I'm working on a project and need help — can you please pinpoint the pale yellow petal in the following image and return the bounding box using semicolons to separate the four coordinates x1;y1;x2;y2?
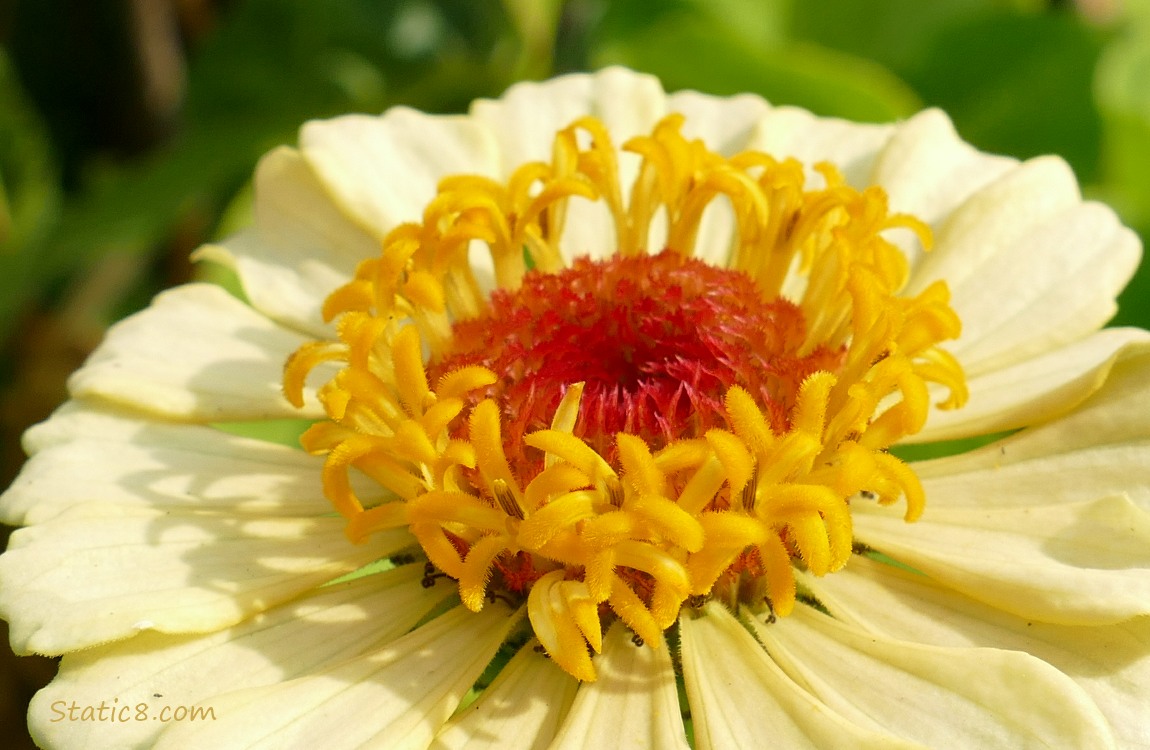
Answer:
745;105;895;188
853;495;1150;624
431;643;577;750
301;108;501;237
0;505;407;654
202;145;382;337
751;604;1115;748
802;556;1150;750
548;622;689;750
906;156;1081;298
869;108;1016;266
0;402;384;526
949;202;1139;375
67;284;335;422
914;349;1150;511
152;604;522;750
914;328;1150;443
29;565;451;750
680;602;919;749
471;67;666;262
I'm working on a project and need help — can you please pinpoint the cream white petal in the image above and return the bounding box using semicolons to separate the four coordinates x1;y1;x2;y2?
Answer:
470;67;666;174
431;642;577;750
666;90;771;155
548;622;689;750
948;202;1139;375
751;604;1115;748
801;556;1150;750
67;283;333;422
300;108;501;238
905;155;1139;374
471;67;666;262
0;504;407;654
906;155;1080;297
915;328;1150;443
200;145;381;337
744;105;896;188
0;402;385;526
920;441;1150;513
29;565;451;750
680;602;919;749
916;349;1150;510
869;108;1015;266
852;495;1150;625
152;604;523;750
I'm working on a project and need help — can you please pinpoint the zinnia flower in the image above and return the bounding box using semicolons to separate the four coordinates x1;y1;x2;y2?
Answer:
3;67;1149;749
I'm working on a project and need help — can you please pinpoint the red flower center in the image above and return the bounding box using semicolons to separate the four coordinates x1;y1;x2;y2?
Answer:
428;250;843;477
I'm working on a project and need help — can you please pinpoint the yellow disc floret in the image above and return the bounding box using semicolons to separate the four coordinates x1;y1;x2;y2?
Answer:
283;114;967;681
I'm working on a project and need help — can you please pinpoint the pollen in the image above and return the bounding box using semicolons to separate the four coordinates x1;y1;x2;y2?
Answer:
283;113;967;681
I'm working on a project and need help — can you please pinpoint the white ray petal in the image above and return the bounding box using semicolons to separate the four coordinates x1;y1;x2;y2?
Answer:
914;328;1150;443
801;556;1150;750
948;202;1139;375
744;105;895;188
29;565;451;750
751;604;1115;748
906;155;1081;297
667;89;771;156
300;108;501;238
200;146;381;337
680;602;919;749
67;284;334;422
914;349;1150;510
431;642;577;750
152;604;523;750
471;67;666;263
853;495;1150;624
548;622;689;750
869;108;1015;268
0;505;409;654
0;402;388;526
906;154;1137;375
471;67;666;176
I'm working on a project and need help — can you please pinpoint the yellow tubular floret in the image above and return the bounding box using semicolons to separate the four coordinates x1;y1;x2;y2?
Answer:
285;111;968;681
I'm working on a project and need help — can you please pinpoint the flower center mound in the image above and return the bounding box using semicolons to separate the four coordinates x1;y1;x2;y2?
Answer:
283;114;968;681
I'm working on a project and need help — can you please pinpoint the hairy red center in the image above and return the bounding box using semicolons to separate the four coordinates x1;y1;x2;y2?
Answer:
427;250;843;474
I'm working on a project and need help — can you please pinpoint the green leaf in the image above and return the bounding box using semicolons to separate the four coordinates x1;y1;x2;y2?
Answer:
0;50;62;345
593;12;921;122
905;11;1106;182
1095;9;1150;328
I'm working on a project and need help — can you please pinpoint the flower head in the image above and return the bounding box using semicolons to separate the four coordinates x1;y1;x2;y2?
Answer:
2;68;1149;749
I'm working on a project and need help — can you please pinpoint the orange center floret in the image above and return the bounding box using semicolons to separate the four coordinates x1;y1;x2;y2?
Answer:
283;112;969;681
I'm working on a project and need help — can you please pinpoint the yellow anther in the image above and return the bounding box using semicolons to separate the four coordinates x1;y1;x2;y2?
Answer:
704;428;755;499
516;490;597;549
550;382;585;436
724;386;776;454
392;325;433;416
471;399;524;504
283;341;347;408
524;430;616;483
616;433;667;497
435;365;498;400
528;571;598;682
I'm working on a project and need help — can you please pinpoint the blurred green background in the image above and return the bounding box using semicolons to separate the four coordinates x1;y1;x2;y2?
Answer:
1;0;1148;746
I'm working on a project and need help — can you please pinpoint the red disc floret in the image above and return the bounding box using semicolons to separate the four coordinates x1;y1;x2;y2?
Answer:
428;250;842;478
